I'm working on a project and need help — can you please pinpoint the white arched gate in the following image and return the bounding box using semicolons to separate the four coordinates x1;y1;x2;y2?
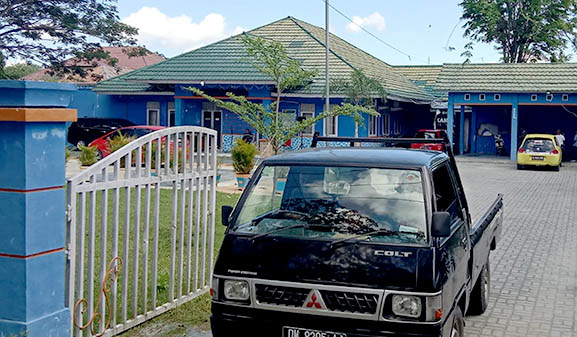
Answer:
66;127;218;337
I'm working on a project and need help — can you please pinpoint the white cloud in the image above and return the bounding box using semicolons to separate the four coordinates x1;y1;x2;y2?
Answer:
123;7;245;55
346;12;386;33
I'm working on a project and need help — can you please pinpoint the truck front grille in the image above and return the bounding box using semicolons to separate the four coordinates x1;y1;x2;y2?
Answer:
320;290;379;314
255;284;310;307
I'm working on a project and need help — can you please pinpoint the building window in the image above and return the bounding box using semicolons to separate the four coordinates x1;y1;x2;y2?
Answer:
393;118;402;136
369;114;379;136
494;94;501;101
562;94;569;101
300;104;315;135
546;94;553;101
281;109;296;128
479;94;486;101
168;102;175;126
147;102;160;126
382;113;391;136
324;104;338;136
531;94;538;101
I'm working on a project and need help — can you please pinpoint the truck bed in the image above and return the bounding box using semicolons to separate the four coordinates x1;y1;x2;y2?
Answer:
468;190;503;289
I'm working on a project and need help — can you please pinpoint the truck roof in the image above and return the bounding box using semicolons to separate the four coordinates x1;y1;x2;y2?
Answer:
263;147;449;168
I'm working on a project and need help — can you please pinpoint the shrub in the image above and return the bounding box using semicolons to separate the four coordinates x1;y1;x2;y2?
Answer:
78;145;99;166
107;132;135;154
231;139;257;174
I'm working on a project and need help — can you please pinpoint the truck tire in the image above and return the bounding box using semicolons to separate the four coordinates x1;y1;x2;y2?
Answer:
450;306;465;337
516;164;523;170
468;261;490;315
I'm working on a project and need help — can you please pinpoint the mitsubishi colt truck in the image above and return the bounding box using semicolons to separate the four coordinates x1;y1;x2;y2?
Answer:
211;136;503;337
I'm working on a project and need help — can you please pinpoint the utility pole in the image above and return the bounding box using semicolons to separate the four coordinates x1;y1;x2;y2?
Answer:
325;0;330;115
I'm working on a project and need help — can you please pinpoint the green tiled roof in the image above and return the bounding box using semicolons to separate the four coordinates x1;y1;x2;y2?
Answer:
436;63;577;93
95;17;433;101
393;65;445;98
92;72;154;93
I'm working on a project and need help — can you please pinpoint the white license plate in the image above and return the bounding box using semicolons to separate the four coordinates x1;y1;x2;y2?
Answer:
531;156;545;160
283;327;347;337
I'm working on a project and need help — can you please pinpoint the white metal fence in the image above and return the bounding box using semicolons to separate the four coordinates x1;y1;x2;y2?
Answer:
66;126;218;337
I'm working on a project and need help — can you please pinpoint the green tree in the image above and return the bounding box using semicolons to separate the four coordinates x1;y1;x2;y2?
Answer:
460;0;577;63
331;69;387;137
1;62;41;79
188;35;379;155
0;0;141;77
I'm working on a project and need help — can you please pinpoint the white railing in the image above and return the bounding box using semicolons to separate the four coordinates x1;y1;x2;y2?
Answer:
66;127;218;337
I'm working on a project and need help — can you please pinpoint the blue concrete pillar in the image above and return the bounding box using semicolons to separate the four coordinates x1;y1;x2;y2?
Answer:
459;105;465;155
447;95;455;148
470;107;477;154
175;97;184;126
510;96;519;160
0;81;77;337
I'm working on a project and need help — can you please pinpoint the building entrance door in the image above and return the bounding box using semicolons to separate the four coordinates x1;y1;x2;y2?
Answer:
203;110;222;148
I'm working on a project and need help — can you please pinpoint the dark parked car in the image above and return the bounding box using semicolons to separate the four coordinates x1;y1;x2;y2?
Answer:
68;117;135;148
213;136;503;337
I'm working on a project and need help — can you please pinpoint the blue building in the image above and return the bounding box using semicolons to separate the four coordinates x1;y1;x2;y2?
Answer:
435;63;577;160
93;17;437;152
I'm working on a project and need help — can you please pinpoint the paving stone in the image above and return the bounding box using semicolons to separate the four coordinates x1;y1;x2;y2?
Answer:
459;160;577;337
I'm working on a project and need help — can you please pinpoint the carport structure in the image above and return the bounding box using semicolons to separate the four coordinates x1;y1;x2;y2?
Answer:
436;63;577;160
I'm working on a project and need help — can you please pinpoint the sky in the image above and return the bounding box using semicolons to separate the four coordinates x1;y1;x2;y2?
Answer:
116;0;503;66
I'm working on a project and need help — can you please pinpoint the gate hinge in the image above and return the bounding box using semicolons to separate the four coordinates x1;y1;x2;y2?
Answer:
66;204;72;222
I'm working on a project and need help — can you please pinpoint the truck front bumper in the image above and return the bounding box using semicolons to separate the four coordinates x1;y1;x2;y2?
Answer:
211;302;448;337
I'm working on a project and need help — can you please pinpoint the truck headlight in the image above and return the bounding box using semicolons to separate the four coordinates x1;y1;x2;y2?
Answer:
223;280;250;301
392;295;422;318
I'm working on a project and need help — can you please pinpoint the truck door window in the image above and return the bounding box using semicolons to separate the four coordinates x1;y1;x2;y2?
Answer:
234;166;288;226
432;164;463;223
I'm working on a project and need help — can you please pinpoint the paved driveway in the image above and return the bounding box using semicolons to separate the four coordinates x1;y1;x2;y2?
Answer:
458;158;577;337
188;158;577;337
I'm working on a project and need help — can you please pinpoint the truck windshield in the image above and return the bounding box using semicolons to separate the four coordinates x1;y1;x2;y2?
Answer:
231;165;427;244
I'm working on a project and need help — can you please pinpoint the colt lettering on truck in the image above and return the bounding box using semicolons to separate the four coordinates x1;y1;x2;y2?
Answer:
212;136;503;337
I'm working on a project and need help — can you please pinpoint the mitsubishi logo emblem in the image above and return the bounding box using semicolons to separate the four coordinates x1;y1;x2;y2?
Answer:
303;290;326;310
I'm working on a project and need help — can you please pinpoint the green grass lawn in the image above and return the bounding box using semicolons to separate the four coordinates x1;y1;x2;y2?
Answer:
73;187;239;337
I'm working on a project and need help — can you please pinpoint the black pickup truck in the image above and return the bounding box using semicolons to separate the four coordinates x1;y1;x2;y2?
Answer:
212;136;503;337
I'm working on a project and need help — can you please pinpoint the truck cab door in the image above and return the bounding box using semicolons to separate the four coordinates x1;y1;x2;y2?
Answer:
432;163;470;310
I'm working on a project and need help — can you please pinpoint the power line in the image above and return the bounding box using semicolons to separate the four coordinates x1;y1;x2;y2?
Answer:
322;0;427;63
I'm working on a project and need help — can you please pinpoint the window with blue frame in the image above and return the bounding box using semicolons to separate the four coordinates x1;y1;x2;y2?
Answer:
300;104;315;136
147;101;160;126
324;104;338;136
369;114;379;136
382;112;391;136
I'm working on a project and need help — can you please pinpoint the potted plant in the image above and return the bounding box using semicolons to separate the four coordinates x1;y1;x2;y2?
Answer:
231;139;257;189
78;145;99;166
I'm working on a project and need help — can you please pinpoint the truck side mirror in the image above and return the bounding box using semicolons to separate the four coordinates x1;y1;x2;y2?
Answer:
222;205;233;227
431;212;451;237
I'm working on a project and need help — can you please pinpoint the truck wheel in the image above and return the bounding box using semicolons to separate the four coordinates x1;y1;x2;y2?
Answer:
516;164;523;170
468;261;490;315
450;306;465;337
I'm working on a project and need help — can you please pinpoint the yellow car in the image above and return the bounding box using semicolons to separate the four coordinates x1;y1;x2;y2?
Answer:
517;134;562;171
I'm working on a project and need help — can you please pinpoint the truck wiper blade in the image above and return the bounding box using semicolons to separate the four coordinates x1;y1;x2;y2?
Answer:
251;223;332;242
330;229;425;248
251;209;308;227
